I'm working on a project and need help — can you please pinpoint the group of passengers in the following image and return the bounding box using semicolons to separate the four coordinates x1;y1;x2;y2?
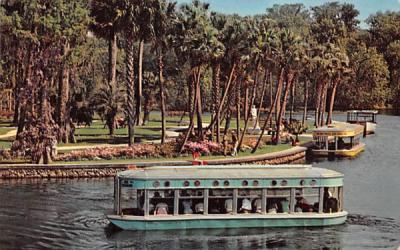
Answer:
142;188;338;216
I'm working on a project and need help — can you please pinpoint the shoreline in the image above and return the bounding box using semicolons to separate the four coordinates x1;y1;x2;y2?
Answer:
0;142;311;179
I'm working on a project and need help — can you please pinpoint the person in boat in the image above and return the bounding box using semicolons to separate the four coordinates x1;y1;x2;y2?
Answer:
295;197;313;212
225;199;233;213
209;199;222;213
280;198;290;213
337;137;345;149
182;200;193;214
240;198;252;213
268;201;278;214
154;203;169;215
252;199;262;213
323;189;338;213
195;202;204;214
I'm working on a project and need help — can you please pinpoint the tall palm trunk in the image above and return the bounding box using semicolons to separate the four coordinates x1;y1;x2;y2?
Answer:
108;30;118;88
236;81;241;141
244;87;249;121
179;72;198;153
326;76;340;125
207;62;236;131
289;77;296;121
158;51;167;144
238;61;261;150
275;70;295;144
252;68;284;153
57;41;70;143
212;63;221;142
195;66;203;140
126;36;136;146
319;82;329;126
269;72;274;128
136;39;144;125
314;80;323;127
302;79;309;126
255;70;268;129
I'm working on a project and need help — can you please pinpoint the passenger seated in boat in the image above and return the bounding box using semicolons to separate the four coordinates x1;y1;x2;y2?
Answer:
195;202;204;214
280;198;289;213
268;202;278;214
225;199;233;213
325;197;338;213
337;138;345;149
182;200;193;214
240;198;252;213
154;203;169;215
209;199;222;214
295;197;313;212
252;199;262;213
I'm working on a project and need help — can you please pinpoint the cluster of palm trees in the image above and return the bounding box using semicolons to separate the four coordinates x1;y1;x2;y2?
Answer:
90;0;352;152
0;0;359;163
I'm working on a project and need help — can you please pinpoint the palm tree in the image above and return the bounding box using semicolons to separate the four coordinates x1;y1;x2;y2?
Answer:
274;29;304;144
153;0;177;144
175;0;223;150
134;0;159;126
91;83;125;136
210;12;227;142
90;0;125;90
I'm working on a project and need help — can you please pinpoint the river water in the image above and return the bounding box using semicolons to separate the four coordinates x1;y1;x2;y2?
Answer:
0;114;399;250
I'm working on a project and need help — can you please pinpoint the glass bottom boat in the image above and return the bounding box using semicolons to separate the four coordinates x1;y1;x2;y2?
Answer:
347;110;378;135
312;123;365;157
107;165;347;230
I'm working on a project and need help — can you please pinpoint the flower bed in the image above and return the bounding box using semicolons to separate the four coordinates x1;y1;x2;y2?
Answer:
55;141;223;162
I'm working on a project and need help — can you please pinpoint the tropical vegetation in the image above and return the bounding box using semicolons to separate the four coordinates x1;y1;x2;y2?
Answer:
0;0;398;163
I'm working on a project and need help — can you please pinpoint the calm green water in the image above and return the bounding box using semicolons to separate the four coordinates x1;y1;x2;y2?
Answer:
0;114;399;250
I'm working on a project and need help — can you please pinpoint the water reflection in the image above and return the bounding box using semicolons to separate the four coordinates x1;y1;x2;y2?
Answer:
106;226;345;249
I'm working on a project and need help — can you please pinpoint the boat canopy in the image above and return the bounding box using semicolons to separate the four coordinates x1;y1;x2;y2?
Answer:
118;165;342;180
313;123;364;137
116;165;343;189
347;110;378;114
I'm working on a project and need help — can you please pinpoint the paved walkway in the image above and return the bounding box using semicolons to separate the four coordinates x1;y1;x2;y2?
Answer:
0;128;16;139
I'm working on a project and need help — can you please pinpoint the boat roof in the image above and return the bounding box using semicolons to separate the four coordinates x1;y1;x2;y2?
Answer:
313;122;364;137
117;164;343;180
347;110;378;114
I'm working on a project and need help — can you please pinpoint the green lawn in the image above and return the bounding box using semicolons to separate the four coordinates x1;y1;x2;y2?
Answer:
0;140;12;149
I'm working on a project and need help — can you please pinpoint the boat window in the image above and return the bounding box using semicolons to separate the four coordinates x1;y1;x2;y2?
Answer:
223;180;230;186
314;136;327;149
149;189;175;216
238;189;262;213
323;187;341;213
266;188;290;213
164;181;170;187
295;188;319;213
242;180;248;186
178;189;204;215
209;189;233;214
120;187;142;216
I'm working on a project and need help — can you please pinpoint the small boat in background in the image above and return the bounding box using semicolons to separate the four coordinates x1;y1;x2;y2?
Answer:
347;110;378;135
312;122;365;157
